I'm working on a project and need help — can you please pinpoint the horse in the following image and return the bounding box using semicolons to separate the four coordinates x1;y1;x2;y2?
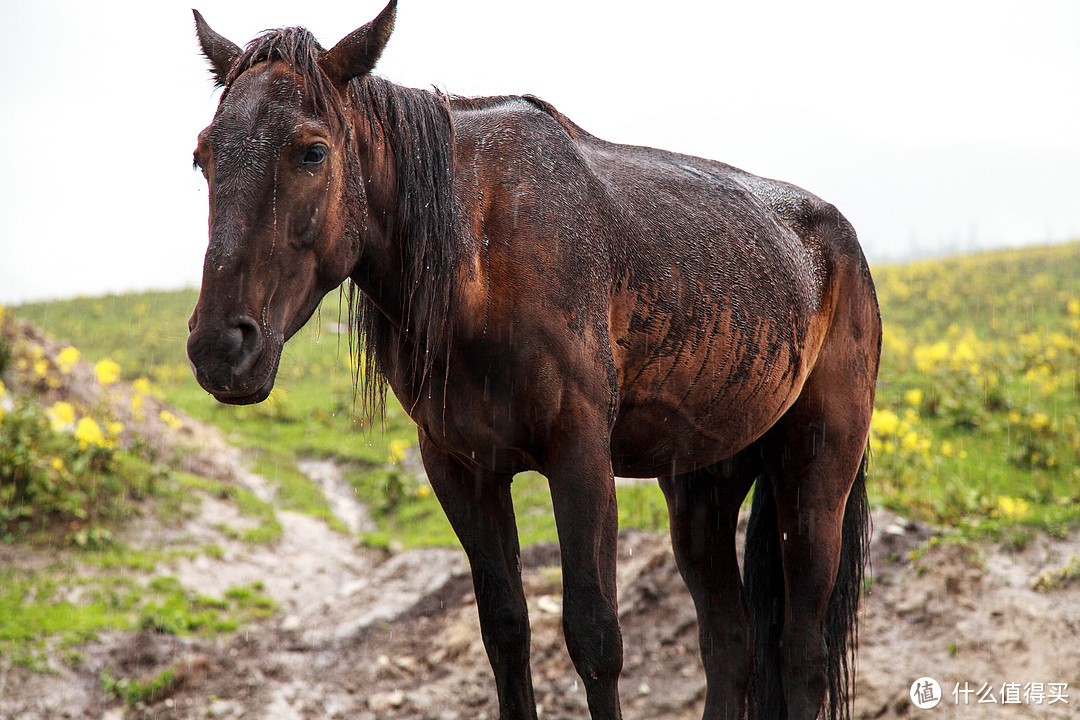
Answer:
186;3;880;718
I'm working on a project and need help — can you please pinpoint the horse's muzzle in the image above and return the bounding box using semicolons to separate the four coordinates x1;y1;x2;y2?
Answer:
187;313;277;404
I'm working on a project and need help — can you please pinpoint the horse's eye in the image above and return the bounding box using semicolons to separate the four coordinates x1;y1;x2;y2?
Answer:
302;144;328;166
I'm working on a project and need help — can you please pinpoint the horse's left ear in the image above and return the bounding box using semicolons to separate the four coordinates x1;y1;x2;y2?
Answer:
320;0;397;91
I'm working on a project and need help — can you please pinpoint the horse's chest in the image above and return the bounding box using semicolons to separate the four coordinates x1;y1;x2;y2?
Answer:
405;370;540;475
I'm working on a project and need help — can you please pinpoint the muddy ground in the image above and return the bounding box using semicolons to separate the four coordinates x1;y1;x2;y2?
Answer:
1;323;1078;719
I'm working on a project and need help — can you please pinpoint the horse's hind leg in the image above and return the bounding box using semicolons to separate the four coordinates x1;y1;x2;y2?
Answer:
419;432;537;720
659;449;760;720
759;288;877;720
761;401;870;720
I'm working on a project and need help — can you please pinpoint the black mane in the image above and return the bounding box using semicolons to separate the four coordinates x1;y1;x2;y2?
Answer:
346;75;461;419
225;27;346;126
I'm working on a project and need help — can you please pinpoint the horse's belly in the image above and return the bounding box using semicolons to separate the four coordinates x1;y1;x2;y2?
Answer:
609;366;801;478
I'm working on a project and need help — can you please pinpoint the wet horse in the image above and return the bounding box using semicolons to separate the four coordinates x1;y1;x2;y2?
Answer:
186;3;881;718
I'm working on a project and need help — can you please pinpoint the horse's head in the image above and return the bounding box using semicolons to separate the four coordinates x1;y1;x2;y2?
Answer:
187;2;396;404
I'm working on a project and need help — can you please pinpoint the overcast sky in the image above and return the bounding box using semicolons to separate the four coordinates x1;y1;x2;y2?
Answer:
1;0;1078;305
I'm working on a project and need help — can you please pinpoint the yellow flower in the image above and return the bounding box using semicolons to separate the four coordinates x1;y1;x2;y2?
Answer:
95;358;122;386
132;377;152;395
47;401;77;430
913;341;949;373
995;496;1031;520
941;441;955;458
107;421;124;437
388;438;411;464
0;304;5;326
159;410;182;430
74;417;107;449
1029;413;1051;431
51;457;66;473
1068;298;1080;316
56;346;81;374
871;409;900;437
33;358;50;379
904;388;923;408
0;379;6;398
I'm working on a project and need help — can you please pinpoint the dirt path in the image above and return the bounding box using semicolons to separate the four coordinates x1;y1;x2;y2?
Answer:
4;446;1078;720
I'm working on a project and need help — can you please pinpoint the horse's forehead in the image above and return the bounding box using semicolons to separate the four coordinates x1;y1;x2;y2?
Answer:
211;64;307;147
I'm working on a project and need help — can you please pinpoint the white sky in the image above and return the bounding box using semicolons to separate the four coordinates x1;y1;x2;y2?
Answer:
1;0;1078;304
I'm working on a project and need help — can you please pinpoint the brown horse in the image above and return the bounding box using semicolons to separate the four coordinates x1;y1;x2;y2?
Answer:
187;3;880;719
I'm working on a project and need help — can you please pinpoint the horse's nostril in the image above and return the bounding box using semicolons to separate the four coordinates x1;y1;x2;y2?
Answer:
237;316;261;346
232;316;264;374
222;323;244;356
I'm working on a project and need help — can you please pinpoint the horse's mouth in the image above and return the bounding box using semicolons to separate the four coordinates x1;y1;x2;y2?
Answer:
210;378;275;405
189;355;279;406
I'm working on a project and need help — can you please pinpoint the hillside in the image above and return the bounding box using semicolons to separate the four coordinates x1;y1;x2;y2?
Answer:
2;242;1079;718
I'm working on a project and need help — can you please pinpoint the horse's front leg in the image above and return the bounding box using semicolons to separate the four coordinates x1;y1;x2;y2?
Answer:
419;432;537;720
545;415;624;720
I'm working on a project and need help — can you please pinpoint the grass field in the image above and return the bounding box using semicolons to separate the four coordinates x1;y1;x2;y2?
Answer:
9;241;1080;547
869;242;1080;537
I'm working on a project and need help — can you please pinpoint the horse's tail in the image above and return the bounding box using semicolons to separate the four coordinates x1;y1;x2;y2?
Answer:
745;451;871;720
825;451;872;720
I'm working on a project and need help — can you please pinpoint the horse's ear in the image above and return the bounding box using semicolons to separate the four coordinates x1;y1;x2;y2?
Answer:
193;9;241;87
320;0;397;92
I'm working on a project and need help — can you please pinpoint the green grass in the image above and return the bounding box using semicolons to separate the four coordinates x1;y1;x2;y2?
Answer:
102;666;178;706
0;473;280;670
0;561;274;671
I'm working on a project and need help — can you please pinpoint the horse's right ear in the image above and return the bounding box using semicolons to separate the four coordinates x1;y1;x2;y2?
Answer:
193;9;241;87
